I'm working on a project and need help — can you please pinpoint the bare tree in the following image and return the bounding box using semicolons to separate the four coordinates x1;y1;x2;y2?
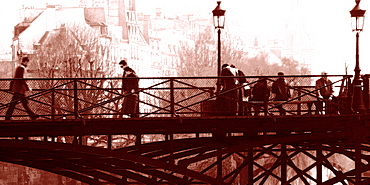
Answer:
32;23;115;78
31;23;120;118
177;28;217;77
176;29;310;78
29;23;122;184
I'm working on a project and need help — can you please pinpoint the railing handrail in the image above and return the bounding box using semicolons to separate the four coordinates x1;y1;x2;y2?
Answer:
0;74;354;81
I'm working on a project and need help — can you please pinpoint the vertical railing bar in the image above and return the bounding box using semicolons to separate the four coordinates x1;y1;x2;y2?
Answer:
73;79;79;119
263;77;268;116
170;78;175;117
51;88;55;120
362;75;369;111
297;87;302;115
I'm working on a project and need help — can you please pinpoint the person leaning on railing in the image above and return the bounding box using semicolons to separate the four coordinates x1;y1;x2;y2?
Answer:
230;64;249;116
215;64;239;116
271;72;291;116
250;78;271;116
315;71;334;115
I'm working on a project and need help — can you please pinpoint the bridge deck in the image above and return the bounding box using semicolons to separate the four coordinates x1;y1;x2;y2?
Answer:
0;114;366;137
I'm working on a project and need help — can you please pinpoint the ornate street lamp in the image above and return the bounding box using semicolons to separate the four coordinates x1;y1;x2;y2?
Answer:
350;1;366;113
212;1;225;93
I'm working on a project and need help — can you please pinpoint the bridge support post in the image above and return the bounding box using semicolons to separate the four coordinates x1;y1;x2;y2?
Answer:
217;145;223;182
135;134;141;146
169;133;174;166
108;135;112;150
317;143;322;185
355;122;363;184
247;149;253;185
281;144;287;184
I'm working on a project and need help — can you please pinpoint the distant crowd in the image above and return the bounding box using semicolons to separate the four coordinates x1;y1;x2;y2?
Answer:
214;64;335;116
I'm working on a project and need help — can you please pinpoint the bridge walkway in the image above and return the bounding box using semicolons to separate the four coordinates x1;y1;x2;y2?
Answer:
0;75;370;184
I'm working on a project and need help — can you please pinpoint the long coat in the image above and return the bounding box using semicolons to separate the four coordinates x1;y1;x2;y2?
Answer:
272;78;291;101
10;65;29;94
315;77;333;98
122;72;139;94
122;68;138;93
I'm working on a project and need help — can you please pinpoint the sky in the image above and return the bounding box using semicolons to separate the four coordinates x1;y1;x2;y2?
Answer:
136;0;370;76
2;0;370;76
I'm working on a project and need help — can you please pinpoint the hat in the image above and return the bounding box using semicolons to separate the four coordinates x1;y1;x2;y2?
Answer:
278;72;284;76
119;60;127;66
321;71;327;75
22;57;29;63
221;64;229;68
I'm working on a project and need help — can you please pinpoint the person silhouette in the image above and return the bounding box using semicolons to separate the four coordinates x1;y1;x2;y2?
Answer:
315;71;334;114
119;61;139;118
5;57;38;120
272;72;291;116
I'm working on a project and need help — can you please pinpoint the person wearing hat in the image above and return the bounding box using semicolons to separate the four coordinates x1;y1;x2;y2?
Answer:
215;64;238;116
5;57;38;120
315;71;334;115
250;77;271;116
118;60;139;118
230;64;250;115
272;72;291;116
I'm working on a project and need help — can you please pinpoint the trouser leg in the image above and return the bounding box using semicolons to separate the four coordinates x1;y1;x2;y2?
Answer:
20;96;36;118
315;101;323;114
5;94;20;120
277;105;286;115
307;102;313;114
253;104;261;116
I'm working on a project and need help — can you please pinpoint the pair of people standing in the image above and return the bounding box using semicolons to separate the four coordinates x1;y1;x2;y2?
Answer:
216;64;248;116
119;60;139;118
250;72;291;116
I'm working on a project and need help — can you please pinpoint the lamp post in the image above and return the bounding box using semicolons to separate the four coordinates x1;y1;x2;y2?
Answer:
350;1;366;113
212;1;225;93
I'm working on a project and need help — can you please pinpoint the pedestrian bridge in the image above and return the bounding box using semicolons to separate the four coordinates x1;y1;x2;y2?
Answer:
1;75;370;184
0;75;360;119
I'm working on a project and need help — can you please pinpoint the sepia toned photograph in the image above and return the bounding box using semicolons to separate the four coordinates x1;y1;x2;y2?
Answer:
1;0;370;184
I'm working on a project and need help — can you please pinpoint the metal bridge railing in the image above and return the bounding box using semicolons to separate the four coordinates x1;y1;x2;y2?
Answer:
0;75;361;120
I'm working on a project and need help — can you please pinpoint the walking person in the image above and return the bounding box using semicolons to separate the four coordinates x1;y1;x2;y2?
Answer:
272;72;291;116
120;66;139;118
5;57;38;120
